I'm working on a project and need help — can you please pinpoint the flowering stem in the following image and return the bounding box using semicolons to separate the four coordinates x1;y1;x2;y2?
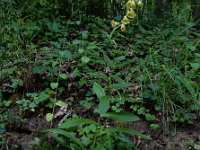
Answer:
109;25;121;40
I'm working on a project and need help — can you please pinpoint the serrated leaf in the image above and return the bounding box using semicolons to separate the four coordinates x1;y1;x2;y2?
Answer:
59;118;95;129
93;82;105;99
46;113;53;122
96;96;110;115
59;74;68;80
108;127;150;139
102;112;139;122
50;82;58;89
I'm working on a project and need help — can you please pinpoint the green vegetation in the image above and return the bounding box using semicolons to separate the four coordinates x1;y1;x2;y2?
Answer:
0;0;200;149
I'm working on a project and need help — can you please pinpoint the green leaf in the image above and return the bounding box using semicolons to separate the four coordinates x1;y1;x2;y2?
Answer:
50;82;58;89
46;129;84;149
150;124;159;130
93;82;105;99
55;100;65;107
114;56;126;61
111;75;125;83
59;73;68;80
59;50;72;61
96;96;110;115
108;127;150;139
46;113;53;122
194;144;200;150
109;82;132;90
102;112;139;122
59;118;95;129
190;63;200;70
81;56;90;64
78;48;84;54
89;72;109;81
52;134;70;148
72;39;82;45
145;113;156;121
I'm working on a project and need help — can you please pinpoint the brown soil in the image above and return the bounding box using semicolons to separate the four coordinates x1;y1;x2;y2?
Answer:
2;107;200;150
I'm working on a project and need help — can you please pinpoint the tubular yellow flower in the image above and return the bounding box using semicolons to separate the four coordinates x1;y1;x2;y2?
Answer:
131;0;136;9
111;20;119;27
137;0;143;7
126;0;132;9
127;9;137;19
121;24;126;32
121;16;129;24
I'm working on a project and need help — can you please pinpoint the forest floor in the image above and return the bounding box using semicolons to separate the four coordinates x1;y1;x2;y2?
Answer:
1;5;200;149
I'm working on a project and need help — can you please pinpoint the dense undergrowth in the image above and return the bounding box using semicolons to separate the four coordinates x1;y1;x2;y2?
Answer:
0;0;200;149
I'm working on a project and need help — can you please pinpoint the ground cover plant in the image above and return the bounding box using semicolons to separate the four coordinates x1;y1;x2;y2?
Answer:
0;0;200;149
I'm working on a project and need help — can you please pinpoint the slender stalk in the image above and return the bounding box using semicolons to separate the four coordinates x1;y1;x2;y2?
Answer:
92;118;100;148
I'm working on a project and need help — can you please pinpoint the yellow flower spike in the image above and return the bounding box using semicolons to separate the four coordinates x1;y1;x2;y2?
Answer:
137;0;143;7
131;0;136;9
121;16;129;24
111;20;119;27
126;0;132;9
127;9;137;19
121;24;126;32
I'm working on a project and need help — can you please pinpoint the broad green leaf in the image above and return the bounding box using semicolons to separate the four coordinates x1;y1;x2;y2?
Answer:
194;144;200;150
81;56;90;64
59;50;72;61
114;56;126;61
50;82;58;89
190;63;200;70
150;124;159;130
72;39;82;45
82;31;88;39
89;72;109;81
52;134;70;148
145;114;156;121
55;100;65;107
59;73;68;80
148;83;160;91
108;127;150;139
96;96;110;115
111;75;126;83
46;113;53;122
93;82;105;99
46;129;84;149
109;82;132;90
59;118;95;129
78;48;84;54
102;112;139;122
